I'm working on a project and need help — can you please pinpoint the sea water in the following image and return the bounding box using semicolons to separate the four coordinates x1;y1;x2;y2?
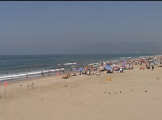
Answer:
0;53;158;82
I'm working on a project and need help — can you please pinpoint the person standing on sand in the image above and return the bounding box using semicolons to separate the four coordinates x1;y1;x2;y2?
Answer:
41;71;44;76
152;65;154;71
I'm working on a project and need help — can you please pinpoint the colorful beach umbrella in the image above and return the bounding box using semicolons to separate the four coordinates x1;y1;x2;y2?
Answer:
113;65;120;70
93;64;98;68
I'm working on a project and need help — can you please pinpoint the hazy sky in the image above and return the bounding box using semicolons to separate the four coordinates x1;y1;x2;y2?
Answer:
0;1;162;55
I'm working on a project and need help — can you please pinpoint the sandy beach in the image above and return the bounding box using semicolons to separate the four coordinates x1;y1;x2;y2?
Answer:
2;1;162;120
0;63;162;120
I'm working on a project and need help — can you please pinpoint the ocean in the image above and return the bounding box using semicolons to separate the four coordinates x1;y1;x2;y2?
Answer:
0;53;158;82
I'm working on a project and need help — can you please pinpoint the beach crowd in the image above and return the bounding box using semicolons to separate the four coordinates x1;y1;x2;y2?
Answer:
62;55;162;79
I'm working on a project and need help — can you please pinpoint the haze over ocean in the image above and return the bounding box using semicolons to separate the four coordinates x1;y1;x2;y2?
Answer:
0;1;162;55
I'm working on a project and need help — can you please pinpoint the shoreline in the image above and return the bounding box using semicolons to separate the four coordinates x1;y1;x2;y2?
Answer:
0;54;158;81
0;54;160;83
0;54;161;84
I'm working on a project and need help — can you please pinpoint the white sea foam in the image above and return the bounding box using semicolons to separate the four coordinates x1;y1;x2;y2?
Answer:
63;62;77;66
88;63;99;65
0;68;65;81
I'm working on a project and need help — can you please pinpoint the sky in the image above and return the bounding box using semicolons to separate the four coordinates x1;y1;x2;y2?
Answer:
0;1;162;55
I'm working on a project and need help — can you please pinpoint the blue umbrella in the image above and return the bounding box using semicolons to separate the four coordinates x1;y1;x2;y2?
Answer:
105;65;112;70
78;67;84;72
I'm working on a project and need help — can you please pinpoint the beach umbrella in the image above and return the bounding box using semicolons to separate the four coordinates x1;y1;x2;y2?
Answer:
113;65;120;70
105;65;112;70
93;64;98;68
120;66;125;69
78;67;84;72
121;61;126;67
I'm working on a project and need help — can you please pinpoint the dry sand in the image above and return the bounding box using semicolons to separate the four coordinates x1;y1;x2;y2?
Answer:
0;64;162;120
